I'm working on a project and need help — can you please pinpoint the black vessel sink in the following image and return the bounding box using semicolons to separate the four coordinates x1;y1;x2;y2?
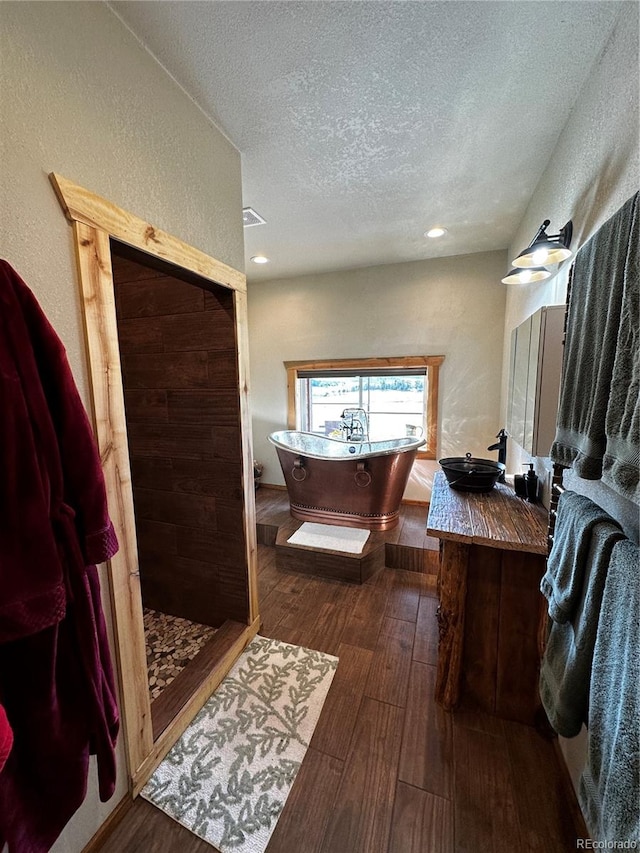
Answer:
439;453;505;493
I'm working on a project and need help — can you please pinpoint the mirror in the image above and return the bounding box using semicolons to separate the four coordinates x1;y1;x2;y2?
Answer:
507;306;564;456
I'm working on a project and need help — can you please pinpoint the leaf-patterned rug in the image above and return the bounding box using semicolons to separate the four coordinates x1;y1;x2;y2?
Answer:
141;635;338;852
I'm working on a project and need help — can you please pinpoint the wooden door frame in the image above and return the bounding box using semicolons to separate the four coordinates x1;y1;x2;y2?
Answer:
50;174;259;792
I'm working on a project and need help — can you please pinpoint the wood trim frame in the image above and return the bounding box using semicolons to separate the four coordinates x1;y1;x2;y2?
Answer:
50;173;259;791
284;355;444;459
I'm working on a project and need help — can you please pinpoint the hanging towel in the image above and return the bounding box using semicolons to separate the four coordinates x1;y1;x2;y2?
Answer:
540;491;620;624
539;521;625;737
602;194;639;503
551;192;639;480
579;538;640;844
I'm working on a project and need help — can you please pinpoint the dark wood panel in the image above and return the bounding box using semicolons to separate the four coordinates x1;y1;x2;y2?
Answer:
140;555;223;628
453;723;522;852
171;458;243;500
215;562;250;623
207;350;239;386
266;748;343;853
130;456;173;489
461;545;501;713
116;277;205;319
384;569;424;621
388;782;453;853
134;487;218;530
122;351;210;389
98;798;213;853
111;254;165;283
124;389;168;422
167;389;239;425
495;551;546;725
135;519;178;560
175;526;247;567
204;287;234;313
310;642;373;761
212;426;242;461
398;662;452;799
160;312;236;351
364;617;415;707
212;499;248;538
503;720;580;850
320;697;404;853
117;317;164;353
127;422;215;460
340;583;388;650
413;594;439;666
296;601;347;656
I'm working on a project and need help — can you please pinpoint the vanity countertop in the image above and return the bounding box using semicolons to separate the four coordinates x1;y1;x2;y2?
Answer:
427;471;548;555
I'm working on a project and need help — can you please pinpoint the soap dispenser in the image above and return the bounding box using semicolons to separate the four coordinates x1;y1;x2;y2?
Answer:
514;463;539;503
525;463;539;503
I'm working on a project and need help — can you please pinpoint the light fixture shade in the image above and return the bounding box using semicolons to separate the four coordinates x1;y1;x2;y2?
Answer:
512;220;573;269
501;267;552;285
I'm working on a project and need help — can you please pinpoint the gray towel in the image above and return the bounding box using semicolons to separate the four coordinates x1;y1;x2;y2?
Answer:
602;195;639;503
579;538;640;843
551;192;639;481
539;521;626;737
540;491;620;624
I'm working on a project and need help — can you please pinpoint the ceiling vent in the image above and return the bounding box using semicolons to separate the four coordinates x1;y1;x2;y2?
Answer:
242;207;266;227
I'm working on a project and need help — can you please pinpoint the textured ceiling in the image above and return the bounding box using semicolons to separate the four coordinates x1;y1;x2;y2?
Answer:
110;1;623;282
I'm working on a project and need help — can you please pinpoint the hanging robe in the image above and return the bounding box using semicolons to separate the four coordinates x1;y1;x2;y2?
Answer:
0;260;120;853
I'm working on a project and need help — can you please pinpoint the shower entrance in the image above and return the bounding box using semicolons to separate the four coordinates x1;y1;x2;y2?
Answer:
50;174;259;795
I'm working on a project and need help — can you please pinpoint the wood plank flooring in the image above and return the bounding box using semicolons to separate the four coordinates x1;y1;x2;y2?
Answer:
98;542;584;852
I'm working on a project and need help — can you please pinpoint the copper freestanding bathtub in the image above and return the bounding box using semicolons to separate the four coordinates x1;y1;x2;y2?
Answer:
268;430;425;531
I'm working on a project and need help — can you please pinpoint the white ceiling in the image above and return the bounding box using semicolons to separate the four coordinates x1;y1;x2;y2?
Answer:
110;1;622;282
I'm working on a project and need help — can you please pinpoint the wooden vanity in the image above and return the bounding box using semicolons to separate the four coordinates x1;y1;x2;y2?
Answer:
427;471;548;725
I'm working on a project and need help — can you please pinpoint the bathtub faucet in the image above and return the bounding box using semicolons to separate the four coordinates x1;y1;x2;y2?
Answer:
341;408;369;442
487;428;508;482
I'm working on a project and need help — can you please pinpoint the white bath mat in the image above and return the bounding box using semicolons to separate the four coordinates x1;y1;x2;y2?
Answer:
141;635;338;853
287;522;370;554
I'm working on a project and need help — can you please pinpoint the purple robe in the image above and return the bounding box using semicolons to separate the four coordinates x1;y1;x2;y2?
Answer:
0;260;120;852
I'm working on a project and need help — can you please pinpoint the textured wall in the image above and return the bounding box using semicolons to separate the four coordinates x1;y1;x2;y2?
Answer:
247;250;507;502
0;3;243;851
500;2;639;445
0;1;243;402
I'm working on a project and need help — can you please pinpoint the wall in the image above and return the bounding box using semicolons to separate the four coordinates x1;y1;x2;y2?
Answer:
112;252;249;629
0;3;243;850
247;250;507;502
498;1;639;797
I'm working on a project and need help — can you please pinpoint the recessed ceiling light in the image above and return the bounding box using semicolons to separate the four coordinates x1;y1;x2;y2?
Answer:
251;255;270;264
425;227;447;239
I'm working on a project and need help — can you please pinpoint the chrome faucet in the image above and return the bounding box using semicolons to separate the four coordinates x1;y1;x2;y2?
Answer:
487;428;508;482
341;408;369;442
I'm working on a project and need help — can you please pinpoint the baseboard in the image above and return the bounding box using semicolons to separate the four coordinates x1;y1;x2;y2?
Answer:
258;482;287;490
552;738;590;841
81;793;133;852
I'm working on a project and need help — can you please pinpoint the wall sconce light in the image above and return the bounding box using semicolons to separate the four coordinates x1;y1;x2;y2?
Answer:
501;267;552;285
512;219;573;268
501;218;573;284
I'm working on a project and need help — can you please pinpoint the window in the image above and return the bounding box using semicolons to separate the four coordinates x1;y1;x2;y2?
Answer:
284;356;444;459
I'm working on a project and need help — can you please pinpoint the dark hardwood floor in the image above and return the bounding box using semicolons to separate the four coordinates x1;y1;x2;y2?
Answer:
98;500;583;853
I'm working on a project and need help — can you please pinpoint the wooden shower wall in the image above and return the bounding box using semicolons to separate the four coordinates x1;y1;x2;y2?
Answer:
111;248;249;628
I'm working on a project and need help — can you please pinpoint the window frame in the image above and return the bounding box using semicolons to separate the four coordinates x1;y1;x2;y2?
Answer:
284;355;444;460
